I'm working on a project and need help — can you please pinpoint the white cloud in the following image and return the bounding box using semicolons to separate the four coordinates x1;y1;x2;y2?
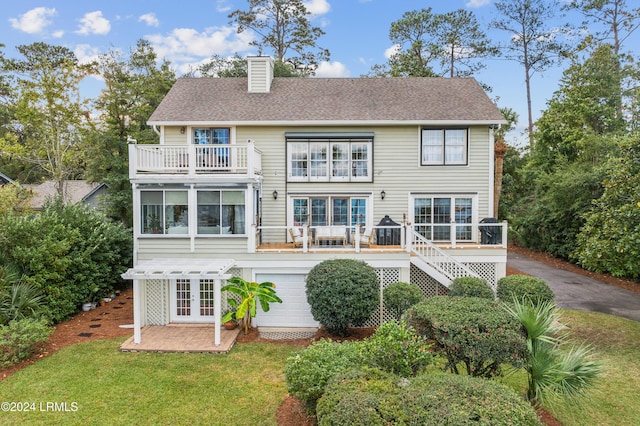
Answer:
9;7;57;34
146;26;254;65
216;0;232;13
139;13;160;27
52;30;65;38
304;0;331;15
384;44;401;59
465;0;491;8
76;11;111;35
314;61;349;77
74;44;102;65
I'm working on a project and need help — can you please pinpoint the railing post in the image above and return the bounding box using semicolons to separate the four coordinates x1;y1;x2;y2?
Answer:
302;226;309;252
248;224;257;253
128;144;137;178
450;221;457;248
354;227;361;253
405;226;412;253
188;144;196;176
247;139;254;178
502;220;508;248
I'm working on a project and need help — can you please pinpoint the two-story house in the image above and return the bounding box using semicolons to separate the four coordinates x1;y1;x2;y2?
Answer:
122;56;507;348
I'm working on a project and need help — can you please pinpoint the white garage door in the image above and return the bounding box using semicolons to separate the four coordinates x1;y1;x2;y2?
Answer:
254;273;319;328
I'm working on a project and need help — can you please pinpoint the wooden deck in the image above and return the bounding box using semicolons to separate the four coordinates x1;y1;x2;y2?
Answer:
120;324;240;353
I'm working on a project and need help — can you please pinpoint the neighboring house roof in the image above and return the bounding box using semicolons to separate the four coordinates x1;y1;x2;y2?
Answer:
148;77;506;125
0;171;14;185
23;180;106;209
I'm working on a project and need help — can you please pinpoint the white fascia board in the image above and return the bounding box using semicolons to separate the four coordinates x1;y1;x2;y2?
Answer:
148;119;508;127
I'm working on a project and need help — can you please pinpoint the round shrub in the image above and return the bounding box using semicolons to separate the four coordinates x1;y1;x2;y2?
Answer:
306;259;379;336
449;276;494;299
0;318;53;367
317;371;542;426
363;320;432;377
497;274;555;305
284;339;364;410
405;296;526;378
383;281;423;320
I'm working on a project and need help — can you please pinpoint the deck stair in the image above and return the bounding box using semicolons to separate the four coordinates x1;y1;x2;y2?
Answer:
407;228;480;288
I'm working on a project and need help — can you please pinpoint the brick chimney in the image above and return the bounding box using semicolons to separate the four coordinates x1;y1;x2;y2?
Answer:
247;56;274;93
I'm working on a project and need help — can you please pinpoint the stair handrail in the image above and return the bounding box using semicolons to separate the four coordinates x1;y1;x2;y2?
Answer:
407;227;480;283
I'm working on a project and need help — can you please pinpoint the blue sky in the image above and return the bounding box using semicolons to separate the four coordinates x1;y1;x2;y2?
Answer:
1;1;633;143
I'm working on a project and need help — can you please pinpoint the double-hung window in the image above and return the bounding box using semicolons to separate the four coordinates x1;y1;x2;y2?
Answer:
413;196;474;242
287;135;373;182
421;128;467;165
141;190;188;235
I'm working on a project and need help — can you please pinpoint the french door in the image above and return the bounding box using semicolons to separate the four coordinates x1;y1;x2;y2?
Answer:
170;279;216;323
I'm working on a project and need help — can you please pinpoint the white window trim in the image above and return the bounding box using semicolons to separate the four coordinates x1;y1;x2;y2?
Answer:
287;139;373;182
409;193;478;242
420;128;468;166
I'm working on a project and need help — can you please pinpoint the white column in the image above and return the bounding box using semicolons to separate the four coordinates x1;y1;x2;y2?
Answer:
133;279;142;344
214;278;221;347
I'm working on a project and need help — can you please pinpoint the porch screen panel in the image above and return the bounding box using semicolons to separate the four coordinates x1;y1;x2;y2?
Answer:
141;191;163;234
165;191;188;234
222;191;245;234
197;191;221;234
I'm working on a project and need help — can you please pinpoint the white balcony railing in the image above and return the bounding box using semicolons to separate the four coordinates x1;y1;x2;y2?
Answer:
128;141;262;178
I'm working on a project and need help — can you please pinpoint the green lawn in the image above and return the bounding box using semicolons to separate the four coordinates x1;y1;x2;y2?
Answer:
0;309;638;425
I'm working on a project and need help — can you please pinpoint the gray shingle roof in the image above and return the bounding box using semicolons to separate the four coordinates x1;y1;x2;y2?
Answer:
148;77;506;124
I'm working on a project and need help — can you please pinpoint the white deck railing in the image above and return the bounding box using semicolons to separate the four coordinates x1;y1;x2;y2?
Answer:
128;141;262;178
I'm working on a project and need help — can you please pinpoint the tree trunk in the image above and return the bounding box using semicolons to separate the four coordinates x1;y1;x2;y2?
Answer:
494;138;508;217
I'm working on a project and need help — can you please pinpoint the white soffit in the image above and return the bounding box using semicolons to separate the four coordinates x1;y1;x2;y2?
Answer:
121;258;235;280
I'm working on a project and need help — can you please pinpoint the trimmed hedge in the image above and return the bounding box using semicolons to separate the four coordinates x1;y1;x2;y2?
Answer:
449;276;494;299
284;339;364;410
305;259;379;336
497;274;555;305
383;282;424;320
363;320;432;377
405;296;526;378
0;318;52;367
316;370;542;426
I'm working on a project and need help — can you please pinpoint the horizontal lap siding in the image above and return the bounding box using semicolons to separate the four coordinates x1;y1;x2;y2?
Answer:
137;237;248;256
238;125;492;228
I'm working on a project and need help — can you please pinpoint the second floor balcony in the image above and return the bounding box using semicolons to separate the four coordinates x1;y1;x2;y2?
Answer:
128;142;262;180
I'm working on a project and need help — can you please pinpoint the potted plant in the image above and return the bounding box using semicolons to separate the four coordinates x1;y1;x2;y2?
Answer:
221;277;283;334
146;214;162;234
222;309;238;330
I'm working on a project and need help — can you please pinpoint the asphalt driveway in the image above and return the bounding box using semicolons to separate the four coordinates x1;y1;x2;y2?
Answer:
507;252;640;323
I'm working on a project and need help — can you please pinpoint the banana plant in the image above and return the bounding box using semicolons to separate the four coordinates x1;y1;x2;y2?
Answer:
221;277;282;334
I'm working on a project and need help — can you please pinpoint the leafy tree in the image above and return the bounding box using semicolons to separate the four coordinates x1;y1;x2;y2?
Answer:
368;8;495;80
567;0;640;55
87;40;175;225
0;182;31;214
193;53;302;78
492;0;570;144
574;136;640;278
0;43;94;196
228;0;330;73
494;106;518;215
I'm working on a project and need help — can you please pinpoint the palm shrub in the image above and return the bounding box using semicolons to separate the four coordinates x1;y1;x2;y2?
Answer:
0;282;46;324
305;259;379;336
497;274;554;306
363;320;432;377
504;297;603;408
405;296;526;378
449;276;494;299
221;277;282;334
383;281;423;320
